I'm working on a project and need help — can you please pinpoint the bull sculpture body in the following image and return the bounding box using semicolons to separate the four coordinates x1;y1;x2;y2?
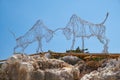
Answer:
13;20;54;53
56;12;109;53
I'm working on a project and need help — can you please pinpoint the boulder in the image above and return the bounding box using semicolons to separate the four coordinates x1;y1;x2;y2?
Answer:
37;58;72;70
60;55;81;65
0;67;9;80
18;62;34;80
1;54;80;80
2;61;34;80
30;69;45;80
45;67;79;80
1;54;34;80
44;52;51;59
75;60;101;74
81;58;120;80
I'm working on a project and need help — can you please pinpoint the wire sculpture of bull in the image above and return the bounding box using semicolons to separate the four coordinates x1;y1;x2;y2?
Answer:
11;20;54;53
55;12;109;53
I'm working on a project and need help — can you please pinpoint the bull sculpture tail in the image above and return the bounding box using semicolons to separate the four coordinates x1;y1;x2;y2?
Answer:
101;12;109;24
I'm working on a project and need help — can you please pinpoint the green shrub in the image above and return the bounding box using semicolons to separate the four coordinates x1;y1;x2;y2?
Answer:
66;46;89;53
92;57;105;61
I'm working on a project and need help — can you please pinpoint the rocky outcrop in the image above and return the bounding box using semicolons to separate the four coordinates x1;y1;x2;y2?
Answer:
3;53;120;80
1;54;80;80
81;58;120;80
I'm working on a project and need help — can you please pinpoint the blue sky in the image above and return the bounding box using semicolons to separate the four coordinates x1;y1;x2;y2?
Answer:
0;0;120;60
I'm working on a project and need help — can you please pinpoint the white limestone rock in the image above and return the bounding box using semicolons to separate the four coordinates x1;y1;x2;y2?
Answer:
60;55;81;65
1;54;80;80
45;67;79;80
30;69;45;80
81;58;120;80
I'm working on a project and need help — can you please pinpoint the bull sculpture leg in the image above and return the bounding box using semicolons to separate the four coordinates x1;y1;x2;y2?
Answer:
71;34;76;50
102;38;109;53
97;36;109;53
21;44;28;54
81;36;85;52
36;37;43;53
14;44;28;54
14;45;19;53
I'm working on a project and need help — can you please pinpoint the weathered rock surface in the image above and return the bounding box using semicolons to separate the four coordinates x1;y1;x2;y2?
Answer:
81;58;120;80
60;55;81;65
45;68;79;80
31;69;45;80
2;53;120;80
1;54;80;80
74;60;103;79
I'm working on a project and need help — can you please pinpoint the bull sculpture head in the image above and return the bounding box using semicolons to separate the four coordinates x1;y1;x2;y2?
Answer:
63;28;72;40
44;29;54;42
